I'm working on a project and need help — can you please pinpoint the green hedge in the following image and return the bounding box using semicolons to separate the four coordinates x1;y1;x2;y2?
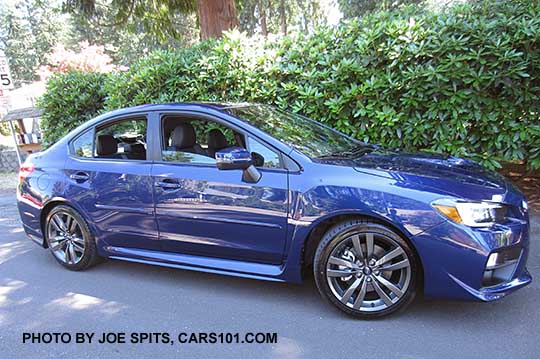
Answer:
39;0;540;169
39;71;110;148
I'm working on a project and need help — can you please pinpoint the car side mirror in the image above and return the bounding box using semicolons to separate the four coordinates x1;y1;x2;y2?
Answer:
251;151;265;167
215;147;261;183
216;147;252;170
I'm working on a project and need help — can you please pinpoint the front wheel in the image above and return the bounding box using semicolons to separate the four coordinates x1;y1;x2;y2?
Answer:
314;219;418;318
45;205;100;271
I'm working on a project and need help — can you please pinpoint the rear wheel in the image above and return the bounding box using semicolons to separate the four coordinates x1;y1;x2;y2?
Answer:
314;219;418;318
45;205;100;270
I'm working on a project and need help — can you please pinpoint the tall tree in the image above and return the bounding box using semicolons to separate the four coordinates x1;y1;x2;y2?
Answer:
63;0;238;41
197;0;239;39
237;0;325;36
338;0;424;19
259;1;268;36
67;7;198;66
279;0;287;34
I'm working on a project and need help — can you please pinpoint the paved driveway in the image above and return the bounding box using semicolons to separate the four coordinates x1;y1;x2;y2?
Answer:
0;191;538;358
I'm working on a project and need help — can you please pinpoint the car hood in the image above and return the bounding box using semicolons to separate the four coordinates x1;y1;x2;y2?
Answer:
318;148;509;200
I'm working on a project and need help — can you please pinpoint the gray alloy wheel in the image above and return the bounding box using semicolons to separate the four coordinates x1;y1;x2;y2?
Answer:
326;231;411;312
47;211;86;265
314;219;417;318
45;205;100;270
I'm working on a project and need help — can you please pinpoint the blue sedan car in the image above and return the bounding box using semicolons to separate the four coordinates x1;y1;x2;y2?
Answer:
17;103;531;318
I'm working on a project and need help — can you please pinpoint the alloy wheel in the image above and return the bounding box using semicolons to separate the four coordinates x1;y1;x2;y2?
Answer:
47;211;86;265
325;231;411;312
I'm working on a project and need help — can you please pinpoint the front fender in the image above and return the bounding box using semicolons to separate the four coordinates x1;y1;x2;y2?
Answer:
279;165;446;283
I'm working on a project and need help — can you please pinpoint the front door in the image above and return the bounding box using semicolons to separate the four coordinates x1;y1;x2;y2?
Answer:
152;113;289;264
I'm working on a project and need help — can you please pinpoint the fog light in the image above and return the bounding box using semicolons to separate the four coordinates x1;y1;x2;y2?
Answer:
482;247;522;287
486;253;499;270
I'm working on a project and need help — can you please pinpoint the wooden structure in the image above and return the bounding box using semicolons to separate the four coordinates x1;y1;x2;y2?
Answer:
0;106;43;165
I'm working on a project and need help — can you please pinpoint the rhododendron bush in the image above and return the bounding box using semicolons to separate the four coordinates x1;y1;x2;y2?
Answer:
38;42;124;81
39;0;540;169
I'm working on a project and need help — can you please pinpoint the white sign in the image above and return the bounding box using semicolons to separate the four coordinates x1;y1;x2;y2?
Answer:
0;50;14;90
0;89;8;115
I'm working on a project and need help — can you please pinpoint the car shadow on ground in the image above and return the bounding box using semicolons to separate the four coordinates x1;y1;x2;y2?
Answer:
87;254;535;324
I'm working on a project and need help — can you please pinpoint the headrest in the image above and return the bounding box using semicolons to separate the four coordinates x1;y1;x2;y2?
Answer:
96;135;117;156
126;143;145;154
207;129;229;151
170;123;196;149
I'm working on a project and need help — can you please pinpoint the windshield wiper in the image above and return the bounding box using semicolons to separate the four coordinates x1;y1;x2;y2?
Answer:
317;146;374;160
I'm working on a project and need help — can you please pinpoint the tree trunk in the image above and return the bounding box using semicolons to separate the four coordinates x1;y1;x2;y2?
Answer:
259;0;268;37
279;0;287;35
197;0;239;40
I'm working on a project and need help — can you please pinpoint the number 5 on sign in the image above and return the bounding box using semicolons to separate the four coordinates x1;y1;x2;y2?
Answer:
0;50;14;90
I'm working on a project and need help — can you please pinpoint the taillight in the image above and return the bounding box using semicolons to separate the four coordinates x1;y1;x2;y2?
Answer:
19;163;35;182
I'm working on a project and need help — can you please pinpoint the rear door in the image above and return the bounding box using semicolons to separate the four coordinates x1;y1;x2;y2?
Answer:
64;113;159;250
152;112;289;264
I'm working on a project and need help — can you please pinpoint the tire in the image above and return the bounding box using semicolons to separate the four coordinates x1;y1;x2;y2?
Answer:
44;205;100;271
313;219;418;318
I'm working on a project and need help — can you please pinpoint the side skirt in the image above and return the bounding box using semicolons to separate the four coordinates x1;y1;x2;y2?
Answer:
102;246;287;283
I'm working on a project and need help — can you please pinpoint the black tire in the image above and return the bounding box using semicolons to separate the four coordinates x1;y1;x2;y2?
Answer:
44;205;100;271
313;219;418;318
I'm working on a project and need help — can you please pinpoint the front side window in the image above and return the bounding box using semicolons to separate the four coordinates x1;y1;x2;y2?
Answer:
161;117;240;165
71;129;93;158
161;115;285;169
247;137;281;168
94;117;147;160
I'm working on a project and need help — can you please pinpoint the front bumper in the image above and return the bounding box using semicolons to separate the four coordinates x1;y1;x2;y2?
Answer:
448;270;532;301
411;217;532;301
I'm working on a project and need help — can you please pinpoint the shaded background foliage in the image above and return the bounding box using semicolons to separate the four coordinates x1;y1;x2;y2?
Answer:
39;71;110;144
0;0;65;86
39;0;540;169
338;0;424;19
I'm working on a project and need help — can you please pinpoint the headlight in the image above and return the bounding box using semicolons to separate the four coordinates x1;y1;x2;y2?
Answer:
432;199;508;227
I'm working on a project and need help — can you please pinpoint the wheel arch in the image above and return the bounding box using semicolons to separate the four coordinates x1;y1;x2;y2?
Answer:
40;197;89;248
300;212;425;291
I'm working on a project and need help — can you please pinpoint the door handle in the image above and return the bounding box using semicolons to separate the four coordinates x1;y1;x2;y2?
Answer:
156;179;181;190
69;171;90;182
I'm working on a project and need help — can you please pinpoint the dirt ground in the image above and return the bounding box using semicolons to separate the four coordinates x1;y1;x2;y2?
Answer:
0;172;17;193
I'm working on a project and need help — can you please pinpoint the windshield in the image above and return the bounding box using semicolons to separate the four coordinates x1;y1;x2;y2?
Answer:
224;105;367;158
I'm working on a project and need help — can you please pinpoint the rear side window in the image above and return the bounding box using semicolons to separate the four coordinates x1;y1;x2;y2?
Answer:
94;118;147;160
71;129;93;158
70;117;148;160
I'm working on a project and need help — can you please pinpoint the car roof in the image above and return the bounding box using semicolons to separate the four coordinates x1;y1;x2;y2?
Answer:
82;102;260;132
59;102;257;142
107;102;254;114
